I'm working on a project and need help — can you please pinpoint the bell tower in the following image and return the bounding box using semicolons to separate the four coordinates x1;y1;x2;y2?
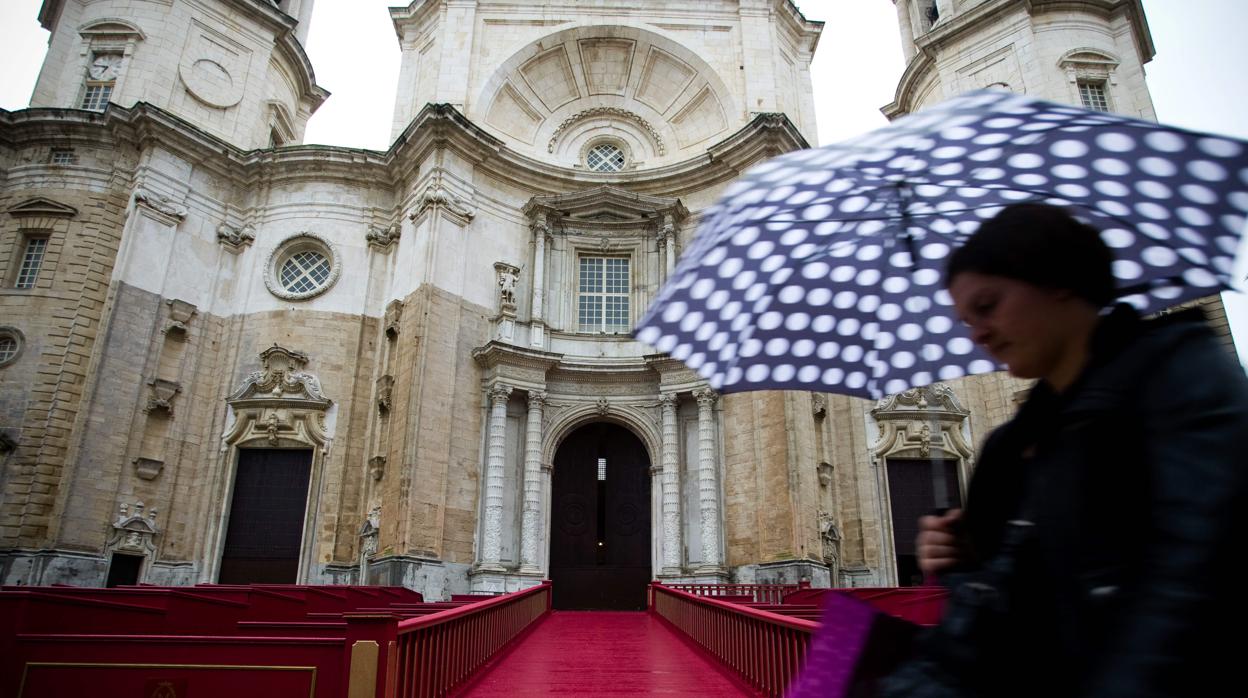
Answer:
885;0;1156;120
30;0;327;149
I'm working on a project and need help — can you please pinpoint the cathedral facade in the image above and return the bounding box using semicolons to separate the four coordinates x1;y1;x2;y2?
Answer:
0;0;1222;603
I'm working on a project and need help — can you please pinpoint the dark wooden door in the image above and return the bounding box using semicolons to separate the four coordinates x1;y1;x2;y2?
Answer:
887;457;963;587
219;448;313;584
550;423;651;610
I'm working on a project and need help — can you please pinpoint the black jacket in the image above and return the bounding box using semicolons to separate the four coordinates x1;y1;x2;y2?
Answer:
958;305;1248;697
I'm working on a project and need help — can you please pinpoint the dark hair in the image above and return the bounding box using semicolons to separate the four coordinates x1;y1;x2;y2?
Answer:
944;203;1115;307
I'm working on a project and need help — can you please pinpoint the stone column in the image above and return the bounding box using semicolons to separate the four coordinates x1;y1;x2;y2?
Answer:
519;391;545;573
660;216;677;278
480;383;512;570
659;392;683;575
530;216;548;347
694;389;722;570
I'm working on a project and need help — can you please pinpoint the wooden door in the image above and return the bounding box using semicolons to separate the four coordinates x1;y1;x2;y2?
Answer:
218;448;313;584
550;423;652;609
887;457;962;587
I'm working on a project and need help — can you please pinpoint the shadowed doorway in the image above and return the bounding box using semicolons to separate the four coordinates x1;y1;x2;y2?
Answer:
550;422;652;610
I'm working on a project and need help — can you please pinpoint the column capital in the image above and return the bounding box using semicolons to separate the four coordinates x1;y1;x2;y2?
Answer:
488;383;513;403
527;390;547;408
659;392;679;409
694;388;718;407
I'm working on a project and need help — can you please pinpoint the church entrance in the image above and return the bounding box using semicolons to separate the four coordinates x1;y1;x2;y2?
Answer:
218;448;313;584
549;423;652;610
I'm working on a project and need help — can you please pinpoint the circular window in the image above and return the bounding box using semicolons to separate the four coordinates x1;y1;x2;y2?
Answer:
586;142;626;172
0;327;24;368
264;233;341;301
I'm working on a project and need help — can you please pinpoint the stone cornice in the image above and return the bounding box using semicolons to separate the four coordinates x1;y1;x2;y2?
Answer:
1;102;807;203
472;341;563;373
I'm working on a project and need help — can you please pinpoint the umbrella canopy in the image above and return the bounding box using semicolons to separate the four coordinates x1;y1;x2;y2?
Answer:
635;90;1248;400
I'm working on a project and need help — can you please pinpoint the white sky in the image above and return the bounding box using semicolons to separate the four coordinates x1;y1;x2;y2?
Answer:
1;0;1245;364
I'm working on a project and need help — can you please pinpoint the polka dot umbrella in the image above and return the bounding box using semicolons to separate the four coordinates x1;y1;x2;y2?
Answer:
635;90;1248;400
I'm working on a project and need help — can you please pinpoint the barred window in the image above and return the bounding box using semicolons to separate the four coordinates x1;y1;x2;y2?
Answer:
16;237;48;289
586;143;626;173
81;83;113;111
50;148;76;165
1078;80;1110;112
578;256;630;332
0;336;17;365
279;250;332;295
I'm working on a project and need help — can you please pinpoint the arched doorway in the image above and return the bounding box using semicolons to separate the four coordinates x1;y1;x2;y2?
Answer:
550;422;652;610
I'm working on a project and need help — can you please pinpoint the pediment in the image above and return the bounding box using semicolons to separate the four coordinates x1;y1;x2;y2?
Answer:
79;18;145;40
523;185;688;223
7;197;78;219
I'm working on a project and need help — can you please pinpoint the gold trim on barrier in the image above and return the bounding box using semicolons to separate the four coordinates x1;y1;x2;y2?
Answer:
348;641;380;698
18;662;317;698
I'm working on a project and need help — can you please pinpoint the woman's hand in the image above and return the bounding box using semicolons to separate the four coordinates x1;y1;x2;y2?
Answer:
916;508;965;577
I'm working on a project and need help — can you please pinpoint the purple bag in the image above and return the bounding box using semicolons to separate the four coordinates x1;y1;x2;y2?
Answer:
787;591;921;698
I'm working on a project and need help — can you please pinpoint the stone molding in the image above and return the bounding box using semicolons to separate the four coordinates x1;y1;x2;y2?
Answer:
217;223;255;252
6;196;78;220
144;378;182;417
547;107;665;155
132;187;187;221
107;501;159;558
384;300;404;340
410;178;475;224
132;457;164;480
162;299;197;337
366;223;401;251
224;345;333;448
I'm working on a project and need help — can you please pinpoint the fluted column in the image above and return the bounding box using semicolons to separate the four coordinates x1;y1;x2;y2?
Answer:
694;389;722;570
519;391;546;573
480;383;512;569
660;392;682;575
530;216;549;347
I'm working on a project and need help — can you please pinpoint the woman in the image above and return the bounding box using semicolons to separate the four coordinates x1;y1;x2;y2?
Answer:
881;204;1248;697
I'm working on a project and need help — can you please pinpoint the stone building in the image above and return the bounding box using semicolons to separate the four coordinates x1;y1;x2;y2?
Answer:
0;0;1229;603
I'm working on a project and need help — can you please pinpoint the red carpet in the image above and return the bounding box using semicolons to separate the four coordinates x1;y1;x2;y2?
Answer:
461;611;754;696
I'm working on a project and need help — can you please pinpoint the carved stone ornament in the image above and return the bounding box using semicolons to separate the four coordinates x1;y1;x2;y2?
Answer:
384;300;403;339
359;506;381;557
162;299;198;337
366;223;401;251
144;379;182;417
818;510;841;568
811;393;827;418
132;188;187;221
409;179;475;224
595;397;610;416
376;374;394;415
870;382;974;463
817;461;833;488
216;223;255;252
108;501;159;557
547;107;665;155
133;457;164;480
369;455;386;481
494;262;520;311
223;345;333;449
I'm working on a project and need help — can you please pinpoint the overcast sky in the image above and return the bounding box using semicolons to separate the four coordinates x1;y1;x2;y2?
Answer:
1;0;1245;363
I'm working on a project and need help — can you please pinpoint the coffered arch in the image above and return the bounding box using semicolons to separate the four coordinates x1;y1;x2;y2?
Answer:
473;25;742;168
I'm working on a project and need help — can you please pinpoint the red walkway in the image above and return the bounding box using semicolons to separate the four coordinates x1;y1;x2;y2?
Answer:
461;611;755;696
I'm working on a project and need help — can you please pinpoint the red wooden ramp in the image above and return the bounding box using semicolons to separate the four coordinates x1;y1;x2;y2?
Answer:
461;611;755;696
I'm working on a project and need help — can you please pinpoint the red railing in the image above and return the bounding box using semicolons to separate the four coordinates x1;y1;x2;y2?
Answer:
391;580;551;697
662;582;809;605
650;583;816;697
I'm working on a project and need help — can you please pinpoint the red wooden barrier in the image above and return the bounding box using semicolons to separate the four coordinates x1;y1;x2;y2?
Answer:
650;583;817;698
663;582;809;605
390;581;551;697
